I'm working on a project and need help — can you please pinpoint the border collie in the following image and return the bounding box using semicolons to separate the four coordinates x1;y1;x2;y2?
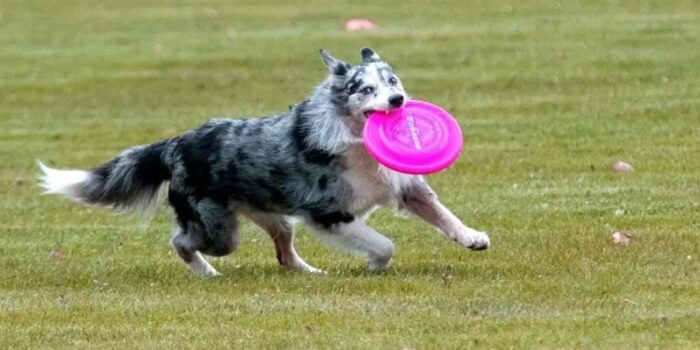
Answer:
39;48;489;277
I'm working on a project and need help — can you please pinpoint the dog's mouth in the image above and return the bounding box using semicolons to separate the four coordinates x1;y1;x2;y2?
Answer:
362;109;390;118
363;106;403;118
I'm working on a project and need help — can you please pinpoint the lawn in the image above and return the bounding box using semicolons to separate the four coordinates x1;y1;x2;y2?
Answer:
1;0;699;348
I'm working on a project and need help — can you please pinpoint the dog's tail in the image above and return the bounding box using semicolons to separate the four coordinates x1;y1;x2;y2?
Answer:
38;140;171;211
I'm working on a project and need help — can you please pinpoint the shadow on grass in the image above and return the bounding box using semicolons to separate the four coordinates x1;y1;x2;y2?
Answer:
102;259;496;286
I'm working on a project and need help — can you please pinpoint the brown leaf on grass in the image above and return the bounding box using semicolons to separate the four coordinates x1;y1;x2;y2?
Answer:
49;250;64;261
441;271;453;286
612;160;634;173
612;231;633;246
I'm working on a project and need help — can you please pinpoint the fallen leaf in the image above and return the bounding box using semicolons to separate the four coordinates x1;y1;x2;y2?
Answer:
345;19;376;31
612;160;634;173
49;250;64;260
612;231;633;246
441;271;453;285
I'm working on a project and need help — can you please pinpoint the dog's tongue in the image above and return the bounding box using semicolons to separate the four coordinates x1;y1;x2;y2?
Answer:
362;100;463;175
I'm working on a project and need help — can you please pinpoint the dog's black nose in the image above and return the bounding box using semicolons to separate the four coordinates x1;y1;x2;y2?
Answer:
388;94;404;108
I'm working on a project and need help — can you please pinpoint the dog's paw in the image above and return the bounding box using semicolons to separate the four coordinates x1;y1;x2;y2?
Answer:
306;267;328;275
367;257;392;271
455;229;490;251
468;231;490;250
207;270;223;277
200;269;223;278
284;258;327;274
298;264;327;274
366;237;395;271
192;265;222;278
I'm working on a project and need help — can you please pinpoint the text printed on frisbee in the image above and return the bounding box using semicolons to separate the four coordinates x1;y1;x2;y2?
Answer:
406;114;422;150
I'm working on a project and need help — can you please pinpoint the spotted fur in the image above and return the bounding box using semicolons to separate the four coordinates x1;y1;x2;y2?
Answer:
39;48;490;277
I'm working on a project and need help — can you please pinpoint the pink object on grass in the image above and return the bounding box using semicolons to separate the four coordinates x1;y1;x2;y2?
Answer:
363;100;463;174
345;19;376;31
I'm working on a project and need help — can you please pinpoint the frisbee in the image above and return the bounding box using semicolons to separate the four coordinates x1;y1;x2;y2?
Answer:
363;99;463;174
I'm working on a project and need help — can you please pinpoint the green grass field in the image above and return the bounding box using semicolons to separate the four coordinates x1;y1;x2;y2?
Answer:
2;0;699;348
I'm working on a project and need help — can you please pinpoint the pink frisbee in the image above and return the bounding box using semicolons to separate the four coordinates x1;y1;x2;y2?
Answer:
363;99;463;174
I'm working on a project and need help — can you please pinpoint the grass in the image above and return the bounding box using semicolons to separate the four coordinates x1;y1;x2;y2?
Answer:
1;0;700;348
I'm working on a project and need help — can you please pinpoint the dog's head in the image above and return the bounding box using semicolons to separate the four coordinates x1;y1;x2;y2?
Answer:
320;48;408;121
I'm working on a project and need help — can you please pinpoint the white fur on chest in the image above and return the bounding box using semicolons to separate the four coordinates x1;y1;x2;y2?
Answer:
341;144;418;214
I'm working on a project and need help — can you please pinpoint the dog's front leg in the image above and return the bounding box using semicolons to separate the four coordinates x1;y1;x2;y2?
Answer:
400;183;490;250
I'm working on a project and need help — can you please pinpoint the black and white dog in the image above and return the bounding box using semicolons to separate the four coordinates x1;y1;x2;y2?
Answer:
39;48;489;277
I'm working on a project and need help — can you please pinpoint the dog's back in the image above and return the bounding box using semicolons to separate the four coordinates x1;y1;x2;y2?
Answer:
167;104;353;219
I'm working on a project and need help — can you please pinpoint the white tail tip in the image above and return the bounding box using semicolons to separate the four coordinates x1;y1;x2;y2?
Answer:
37;161;90;198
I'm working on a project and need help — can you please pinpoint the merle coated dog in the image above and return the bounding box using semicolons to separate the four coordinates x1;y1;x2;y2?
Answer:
39;48;490;277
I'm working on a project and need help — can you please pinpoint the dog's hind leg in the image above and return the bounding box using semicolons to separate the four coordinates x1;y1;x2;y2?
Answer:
171;227;221;277
308;218;395;271
169;192;239;277
245;212;324;274
196;197;240;257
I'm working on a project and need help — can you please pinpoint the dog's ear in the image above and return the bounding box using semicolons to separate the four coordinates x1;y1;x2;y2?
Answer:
319;49;350;76
361;47;381;63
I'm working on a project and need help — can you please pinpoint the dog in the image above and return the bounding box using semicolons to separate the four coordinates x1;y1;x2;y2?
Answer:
39;48;490;277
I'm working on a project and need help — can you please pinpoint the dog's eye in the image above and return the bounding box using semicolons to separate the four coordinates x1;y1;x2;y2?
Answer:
360;86;375;95
388;77;398;85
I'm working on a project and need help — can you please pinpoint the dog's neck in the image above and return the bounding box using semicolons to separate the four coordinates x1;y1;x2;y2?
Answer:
296;82;363;154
